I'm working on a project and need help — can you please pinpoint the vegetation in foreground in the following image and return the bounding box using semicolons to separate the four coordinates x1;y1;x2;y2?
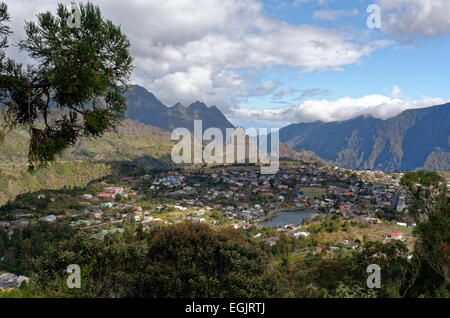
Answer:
0;171;448;298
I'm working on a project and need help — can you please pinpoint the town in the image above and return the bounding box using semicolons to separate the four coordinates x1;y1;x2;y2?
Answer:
3;161;447;293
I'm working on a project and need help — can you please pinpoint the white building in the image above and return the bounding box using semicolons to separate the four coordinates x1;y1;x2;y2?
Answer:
39;215;57;222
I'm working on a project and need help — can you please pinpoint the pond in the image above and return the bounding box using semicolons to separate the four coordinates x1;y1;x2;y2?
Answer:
260;210;317;228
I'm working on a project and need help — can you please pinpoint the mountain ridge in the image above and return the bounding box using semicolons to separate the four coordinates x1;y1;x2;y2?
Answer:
124;85;235;133
279;103;450;171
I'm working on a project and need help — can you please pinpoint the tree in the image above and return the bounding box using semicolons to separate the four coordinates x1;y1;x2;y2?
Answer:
353;240;413;297
20;225;150;298
0;3;9;71
401;171;449;290
0;222;76;275
0;2;133;170
400;171;446;220
0;2;10;61
332;282;377;298
0;2;11;143
128;221;276;298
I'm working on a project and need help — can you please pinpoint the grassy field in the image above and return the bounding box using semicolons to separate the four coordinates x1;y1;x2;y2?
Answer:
298;187;327;197
440;172;450;178
305;221;416;249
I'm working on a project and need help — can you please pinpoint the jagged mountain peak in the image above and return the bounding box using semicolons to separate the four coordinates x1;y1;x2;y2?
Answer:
124;85;235;133
188;101;209;111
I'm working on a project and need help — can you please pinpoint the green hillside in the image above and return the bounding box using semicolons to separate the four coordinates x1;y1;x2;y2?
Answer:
0;119;174;205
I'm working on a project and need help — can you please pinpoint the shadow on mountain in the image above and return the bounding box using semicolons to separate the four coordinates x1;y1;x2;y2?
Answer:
0;153;180;208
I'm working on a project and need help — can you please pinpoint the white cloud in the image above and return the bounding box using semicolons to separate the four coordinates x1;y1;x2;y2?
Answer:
274;87;299;97
390;85;403;98
5;0;386;112
293;0;330;6
8;0;446;125
313;9;360;21
298;88;331;99
230;95;450;123
378;0;450;39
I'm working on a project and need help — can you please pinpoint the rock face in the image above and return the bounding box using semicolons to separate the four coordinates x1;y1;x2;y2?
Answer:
279;103;450;171
124;85;235;134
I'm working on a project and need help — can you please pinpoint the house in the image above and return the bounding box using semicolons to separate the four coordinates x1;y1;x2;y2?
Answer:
365;217;380;224
93;211;104;219
387;231;404;240
340;240;359;249
14;213;33;219
39;215;57;222
97;192;115;199
100;202;114;208
104;187;124;194
0;273;30;290
0;221;10;228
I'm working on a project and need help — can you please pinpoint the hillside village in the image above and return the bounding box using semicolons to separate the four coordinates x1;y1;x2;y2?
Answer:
3;163;445;288
2;161;449;291
0;164;425;230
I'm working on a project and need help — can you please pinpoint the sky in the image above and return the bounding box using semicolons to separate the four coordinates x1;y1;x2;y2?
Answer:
4;0;450;129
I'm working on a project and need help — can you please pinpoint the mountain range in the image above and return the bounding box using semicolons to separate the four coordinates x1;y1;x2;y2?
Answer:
124;85;235;133
123;85;329;164
1;87;448;204
124;85;449;171
279;103;450;172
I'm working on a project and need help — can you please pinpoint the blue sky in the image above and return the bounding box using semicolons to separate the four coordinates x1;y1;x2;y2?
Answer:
243;35;450;106
263;0;450;98
7;0;450;129
230;0;450;128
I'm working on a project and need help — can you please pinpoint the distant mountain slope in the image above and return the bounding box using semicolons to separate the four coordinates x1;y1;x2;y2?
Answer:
279;143;331;165
0;119;175;205
124;85;235;133
0;119;173;164
279;103;450;171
